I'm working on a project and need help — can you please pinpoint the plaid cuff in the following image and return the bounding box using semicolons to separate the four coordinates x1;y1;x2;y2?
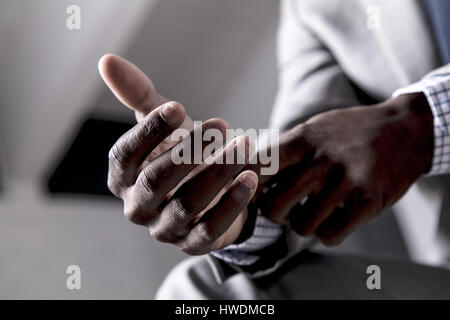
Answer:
393;73;450;175
210;209;283;266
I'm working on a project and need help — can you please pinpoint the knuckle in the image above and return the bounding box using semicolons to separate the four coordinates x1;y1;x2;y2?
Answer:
178;244;200;256
170;197;196;218
107;174;121;197
141;116;162;139
283;123;315;156
107;163;130;197
123;201;148;226
108;142;127;168
196;223;216;245
139;166;161;193
177;236;210;255
150;228;175;243
296;123;314;145
123;206;139;224
294;122;310;138
203;117;228;132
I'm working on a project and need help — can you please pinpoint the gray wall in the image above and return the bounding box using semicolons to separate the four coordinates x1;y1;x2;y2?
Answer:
94;0;279;129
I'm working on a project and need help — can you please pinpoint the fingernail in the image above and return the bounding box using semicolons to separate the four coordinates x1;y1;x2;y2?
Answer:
160;104;180;125
241;172;257;190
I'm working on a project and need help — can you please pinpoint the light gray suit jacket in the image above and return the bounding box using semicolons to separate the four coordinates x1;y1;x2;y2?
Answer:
271;0;441;129
270;0;450;267
156;0;450;299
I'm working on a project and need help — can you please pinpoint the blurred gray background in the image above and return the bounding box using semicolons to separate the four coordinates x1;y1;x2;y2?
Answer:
0;0;443;299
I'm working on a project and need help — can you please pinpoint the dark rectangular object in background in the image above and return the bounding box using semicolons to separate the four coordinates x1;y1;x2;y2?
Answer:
47;118;132;196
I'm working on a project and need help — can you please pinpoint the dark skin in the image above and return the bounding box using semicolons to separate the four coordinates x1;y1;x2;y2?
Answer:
257;93;434;245
100;54;258;255
100;54;434;254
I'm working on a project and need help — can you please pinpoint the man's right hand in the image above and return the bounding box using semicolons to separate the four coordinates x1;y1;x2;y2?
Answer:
99;54;194;156
98;54;258;255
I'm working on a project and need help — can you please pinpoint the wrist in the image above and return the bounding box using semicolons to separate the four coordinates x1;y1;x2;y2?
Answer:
387;92;434;174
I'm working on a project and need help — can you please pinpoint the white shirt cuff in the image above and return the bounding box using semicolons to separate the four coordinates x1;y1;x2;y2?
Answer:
393;73;450;175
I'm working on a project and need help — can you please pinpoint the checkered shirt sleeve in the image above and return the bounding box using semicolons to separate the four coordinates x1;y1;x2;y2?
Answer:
394;72;450;175
210;209;283;266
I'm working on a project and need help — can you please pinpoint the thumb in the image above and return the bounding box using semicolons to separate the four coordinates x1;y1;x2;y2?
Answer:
98;53;168;120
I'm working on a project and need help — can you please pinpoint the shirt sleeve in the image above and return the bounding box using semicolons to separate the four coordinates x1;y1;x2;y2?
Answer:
393;71;450;175
210;210;284;266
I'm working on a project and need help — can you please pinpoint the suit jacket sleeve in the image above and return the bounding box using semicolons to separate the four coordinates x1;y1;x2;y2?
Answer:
270;0;362;131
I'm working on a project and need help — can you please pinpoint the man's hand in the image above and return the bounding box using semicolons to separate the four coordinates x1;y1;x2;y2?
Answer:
99;54;258;254
259;93;434;246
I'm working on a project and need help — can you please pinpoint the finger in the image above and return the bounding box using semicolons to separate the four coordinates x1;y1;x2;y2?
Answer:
245;124;314;185
260;158;330;225
107;102;186;196
176;170;258;255
153;136;253;241
288;174;347;236
98;54;168;120
316;197;377;246
125;118;228;225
